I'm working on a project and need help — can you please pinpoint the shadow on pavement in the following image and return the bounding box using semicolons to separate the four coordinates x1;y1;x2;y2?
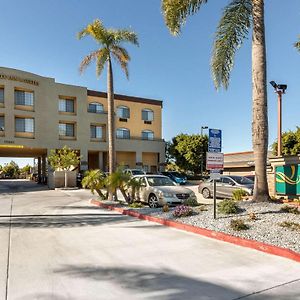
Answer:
53;265;276;300
0;179;49;194
0;212;156;229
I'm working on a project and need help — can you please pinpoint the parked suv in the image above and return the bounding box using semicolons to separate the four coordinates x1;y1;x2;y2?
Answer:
160;171;187;185
198;175;254;199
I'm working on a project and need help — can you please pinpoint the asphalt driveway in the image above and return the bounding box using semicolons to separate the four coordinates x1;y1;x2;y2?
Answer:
0;180;300;300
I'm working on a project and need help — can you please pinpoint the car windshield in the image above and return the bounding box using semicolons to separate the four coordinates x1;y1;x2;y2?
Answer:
131;170;145;175
230;176;253;185
170;172;185;178
147;176;176;186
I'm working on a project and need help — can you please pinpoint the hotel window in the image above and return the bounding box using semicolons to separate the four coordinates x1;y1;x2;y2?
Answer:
142;130;154;140
15;117;34;133
59;98;75;113
116;128;130;139
117;106;130;119
90;125;103;139
59;123;75;137
88;102;103;113
142;109;154;122
15;90;34;106
0;88;4;104
0;116;4;131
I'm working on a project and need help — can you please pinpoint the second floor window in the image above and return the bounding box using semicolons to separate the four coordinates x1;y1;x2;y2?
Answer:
142;109;154;121
90;125;103;139
59;98;75;113
59;123;74;137
117;106;130;119
116;128;130;139
88;102;103;113
0;88;4;104
15;90;34;106
142;130;154;140
0;116;4;131
15;117;34;133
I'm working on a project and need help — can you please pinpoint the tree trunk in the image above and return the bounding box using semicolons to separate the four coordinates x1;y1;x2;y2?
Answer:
107;56;116;201
252;0;270;201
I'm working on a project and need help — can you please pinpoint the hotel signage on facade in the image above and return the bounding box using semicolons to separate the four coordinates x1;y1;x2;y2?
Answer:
0;74;39;86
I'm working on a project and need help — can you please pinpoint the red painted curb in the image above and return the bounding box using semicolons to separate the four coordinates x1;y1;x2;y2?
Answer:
90;199;300;263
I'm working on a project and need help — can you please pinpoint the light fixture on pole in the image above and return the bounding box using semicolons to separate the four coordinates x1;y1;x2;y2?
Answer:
269;81;287;157
200;126;208;176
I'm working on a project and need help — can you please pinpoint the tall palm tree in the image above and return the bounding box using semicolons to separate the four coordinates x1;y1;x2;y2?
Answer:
78;19;139;183
162;0;273;201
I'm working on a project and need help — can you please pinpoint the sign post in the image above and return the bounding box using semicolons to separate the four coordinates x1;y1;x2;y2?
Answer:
207;129;223;219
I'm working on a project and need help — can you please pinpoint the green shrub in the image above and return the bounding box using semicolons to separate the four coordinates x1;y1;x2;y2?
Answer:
232;189;248;201
280;205;300;214
183;197;198;207
230;219;250;231
128;202;144;208
217;199;239;214
279;221;300;231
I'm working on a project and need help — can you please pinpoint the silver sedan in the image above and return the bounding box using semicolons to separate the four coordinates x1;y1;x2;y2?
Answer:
132;175;197;208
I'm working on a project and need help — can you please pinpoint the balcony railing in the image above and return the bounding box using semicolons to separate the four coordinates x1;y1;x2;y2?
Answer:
116;136;164;142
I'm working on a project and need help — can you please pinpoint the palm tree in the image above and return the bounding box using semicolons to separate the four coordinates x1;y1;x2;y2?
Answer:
162;0;273;201
106;169;131;202
78;19;139;199
82;169;108;199
295;37;300;51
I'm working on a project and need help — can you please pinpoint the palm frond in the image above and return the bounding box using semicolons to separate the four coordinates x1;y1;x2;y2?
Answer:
111;46;130;78
110;29;139;46
162;0;208;35
96;48;110;77
295;36;300;52
211;0;252;89
77;19;108;44
79;50;100;74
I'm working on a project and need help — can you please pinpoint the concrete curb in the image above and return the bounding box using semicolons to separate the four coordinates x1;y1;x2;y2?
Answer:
90;199;300;263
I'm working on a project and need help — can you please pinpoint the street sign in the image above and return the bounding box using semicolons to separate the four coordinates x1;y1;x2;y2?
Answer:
208;128;222;153
206;152;224;170
210;169;221;180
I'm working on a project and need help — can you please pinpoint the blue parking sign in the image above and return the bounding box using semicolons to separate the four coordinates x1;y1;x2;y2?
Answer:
209;129;222;152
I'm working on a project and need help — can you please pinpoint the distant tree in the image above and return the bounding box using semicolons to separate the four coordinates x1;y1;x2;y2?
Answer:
295;37;300;51
2;161;20;179
271;127;300;156
20;164;32;175
48;146;81;188
168;134;208;173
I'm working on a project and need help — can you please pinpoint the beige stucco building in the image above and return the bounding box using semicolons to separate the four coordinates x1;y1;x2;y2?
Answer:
0;66;165;178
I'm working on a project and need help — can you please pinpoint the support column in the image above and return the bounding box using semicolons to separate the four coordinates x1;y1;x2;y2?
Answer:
37;157;41;183
136;151;143;170
80;148;88;172
41;155;46;184
98;152;104;170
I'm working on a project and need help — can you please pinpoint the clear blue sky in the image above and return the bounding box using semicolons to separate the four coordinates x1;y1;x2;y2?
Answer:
1;0;300;167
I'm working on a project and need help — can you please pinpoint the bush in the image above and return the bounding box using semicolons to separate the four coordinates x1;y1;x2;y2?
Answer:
183;197;198;207
232;189;248;201
230;219;250;231
162;204;170;212
128;202;144;208
279;221;300;231
173;205;193;218
217;199;239;214
280;205;300;214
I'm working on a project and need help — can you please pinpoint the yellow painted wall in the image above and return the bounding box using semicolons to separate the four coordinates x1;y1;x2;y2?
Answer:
116;151;136;168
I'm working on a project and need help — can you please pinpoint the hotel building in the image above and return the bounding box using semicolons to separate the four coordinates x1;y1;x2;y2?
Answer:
0;67;165;177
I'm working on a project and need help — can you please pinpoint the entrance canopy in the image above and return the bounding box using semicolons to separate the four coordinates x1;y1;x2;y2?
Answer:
0;145;47;157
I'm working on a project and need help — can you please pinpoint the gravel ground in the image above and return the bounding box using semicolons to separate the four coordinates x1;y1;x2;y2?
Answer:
121;201;300;253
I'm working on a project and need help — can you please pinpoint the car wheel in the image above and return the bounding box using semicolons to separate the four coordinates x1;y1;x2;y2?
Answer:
202;188;211;199
148;194;159;208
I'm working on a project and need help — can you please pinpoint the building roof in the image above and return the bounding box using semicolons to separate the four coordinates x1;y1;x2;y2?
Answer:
87;89;163;107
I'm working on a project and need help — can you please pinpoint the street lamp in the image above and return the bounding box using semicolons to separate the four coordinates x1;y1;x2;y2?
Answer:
269;81;287;156
200;126;208;176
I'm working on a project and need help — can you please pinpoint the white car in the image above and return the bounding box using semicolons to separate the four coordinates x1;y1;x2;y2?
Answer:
132;174;197;208
123;169;146;177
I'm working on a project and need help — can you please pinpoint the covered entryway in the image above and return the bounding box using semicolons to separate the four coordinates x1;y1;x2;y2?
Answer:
0;145;48;186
